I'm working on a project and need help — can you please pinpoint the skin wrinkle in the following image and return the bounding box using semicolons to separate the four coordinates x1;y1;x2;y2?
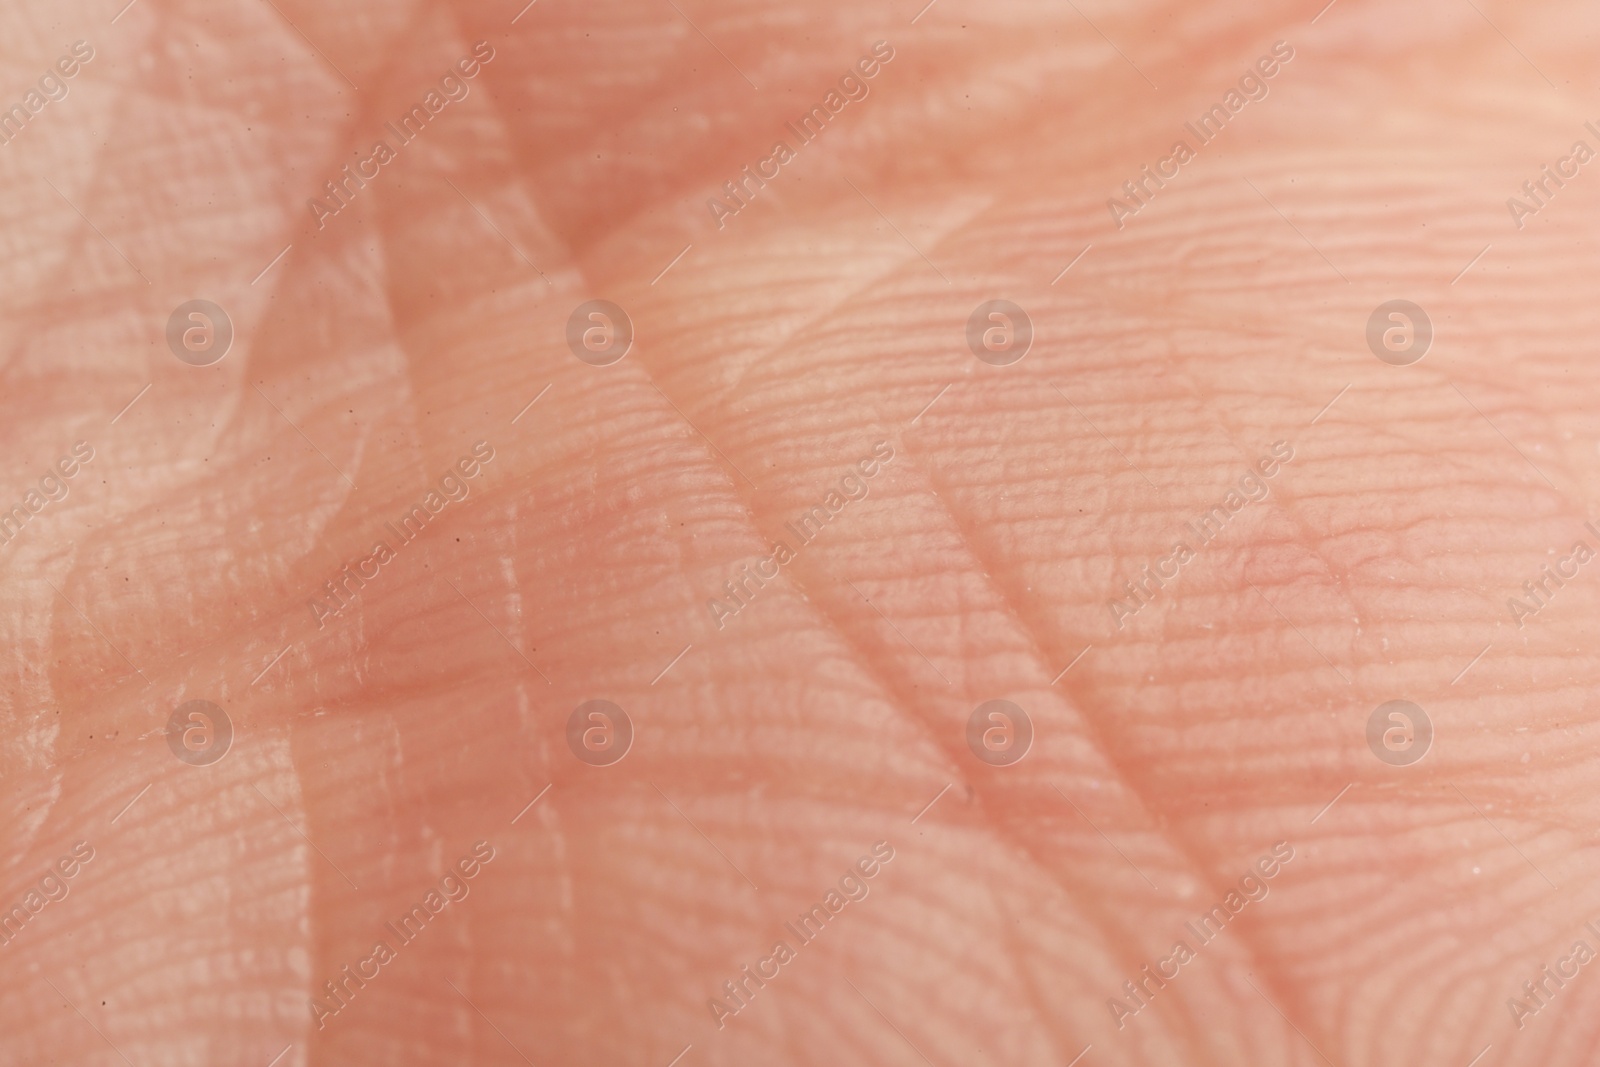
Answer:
766;449;1308;1063
53;14;934;1067
9;0;1600;1063
492;0;1292;275
643;123;1593;1043
901;455;1194;807
843;864;1089;1063
356;278;934;1067
988;887;1100;1064
709;244;956;410
934;351;1574;1062
793;505;1216;1030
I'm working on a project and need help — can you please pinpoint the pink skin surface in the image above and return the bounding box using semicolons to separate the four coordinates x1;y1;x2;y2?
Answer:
3;0;1600;1064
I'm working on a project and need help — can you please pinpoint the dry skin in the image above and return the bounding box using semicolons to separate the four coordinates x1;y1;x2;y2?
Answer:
2;0;1599;1064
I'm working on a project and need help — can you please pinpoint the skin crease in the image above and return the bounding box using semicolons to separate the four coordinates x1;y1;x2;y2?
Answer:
3;0;1600;1063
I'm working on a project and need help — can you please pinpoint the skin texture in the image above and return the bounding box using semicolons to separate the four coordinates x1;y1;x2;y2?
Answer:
3;0;1600;1064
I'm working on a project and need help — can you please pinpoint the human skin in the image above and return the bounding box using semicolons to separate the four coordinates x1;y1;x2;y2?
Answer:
2;0;1600;1063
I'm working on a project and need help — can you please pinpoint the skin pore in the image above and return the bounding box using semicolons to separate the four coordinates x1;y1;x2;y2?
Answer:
2;0;1600;1065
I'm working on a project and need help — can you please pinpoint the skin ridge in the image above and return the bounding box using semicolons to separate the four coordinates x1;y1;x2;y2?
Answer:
14;0;1600;1061
912;450;1312;1061
577;182;1346;1067
615;164;1382;1057
665;356;1307;1059
990;888;1084;1063
616;152;1600;1056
